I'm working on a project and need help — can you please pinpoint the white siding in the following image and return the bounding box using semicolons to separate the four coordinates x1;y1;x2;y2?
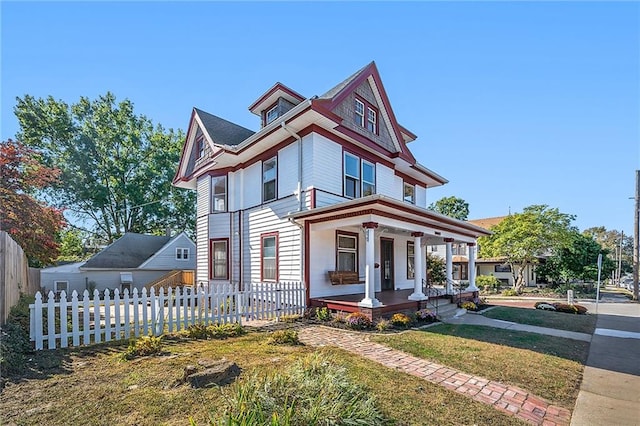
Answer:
243;162;261;208
139;233;196;270
196;176;210;285
243;197;301;283
315;191;346;208
301;136;313;206
196;176;210;217
278;143;299;198
375;163;396;198
416;185;427;208
312;134;342;196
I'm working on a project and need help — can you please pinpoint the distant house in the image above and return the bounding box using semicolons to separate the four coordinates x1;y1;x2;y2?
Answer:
430;216;542;287
40;232;196;296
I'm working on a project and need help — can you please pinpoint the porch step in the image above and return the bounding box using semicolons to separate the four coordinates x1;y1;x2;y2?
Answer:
426;299;464;320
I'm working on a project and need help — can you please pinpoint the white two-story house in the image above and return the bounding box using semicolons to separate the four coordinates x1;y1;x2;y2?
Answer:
173;62;490;318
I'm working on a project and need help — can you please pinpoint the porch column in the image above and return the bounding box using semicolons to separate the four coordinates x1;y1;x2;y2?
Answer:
444;238;454;294
359;222;380;308
408;232;426;301
465;242;479;292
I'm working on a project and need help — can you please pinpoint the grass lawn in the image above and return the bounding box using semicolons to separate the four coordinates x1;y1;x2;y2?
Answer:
0;329;524;426
374;324;589;408
483;306;597;334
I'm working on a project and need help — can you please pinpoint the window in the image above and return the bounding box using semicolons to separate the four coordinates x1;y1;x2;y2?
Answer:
453;263;468;280
263;156;277;202
197;137;205;159
403;182;415;204
452;243;467;256
261;233;278;281
176;248;189;260
344;153;360;198
367;107;377;133
266;106;279;125
54;281;68;294
354;99;365;127
430;245;438;252
210;239;228;279
211;176;227;212
495;264;512;273
336;231;358;272
407;242;415;279
344;152;375;198
362;160;375;196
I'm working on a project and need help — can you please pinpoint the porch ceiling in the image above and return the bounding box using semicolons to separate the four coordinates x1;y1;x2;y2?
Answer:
288;194;491;242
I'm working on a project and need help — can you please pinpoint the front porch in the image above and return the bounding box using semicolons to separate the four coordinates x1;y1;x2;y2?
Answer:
310;287;477;320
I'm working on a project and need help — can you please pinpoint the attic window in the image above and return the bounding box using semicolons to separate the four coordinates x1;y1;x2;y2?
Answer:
266;106;279;125
176;248;190;260
354;96;378;135
197;137;205;159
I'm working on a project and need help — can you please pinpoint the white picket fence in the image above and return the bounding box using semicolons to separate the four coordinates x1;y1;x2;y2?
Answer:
29;281;305;350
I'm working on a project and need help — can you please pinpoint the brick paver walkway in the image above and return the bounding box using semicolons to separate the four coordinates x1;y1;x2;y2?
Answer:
298;325;572;426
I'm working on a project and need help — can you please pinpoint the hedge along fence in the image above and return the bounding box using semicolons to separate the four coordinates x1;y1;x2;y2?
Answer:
29;281;306;350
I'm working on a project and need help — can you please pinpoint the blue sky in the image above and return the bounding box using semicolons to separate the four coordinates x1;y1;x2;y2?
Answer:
2;2;639;235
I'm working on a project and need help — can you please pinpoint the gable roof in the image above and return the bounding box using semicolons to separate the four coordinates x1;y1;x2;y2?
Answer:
82;233;172;269
194;108;255;146
468;216;508;230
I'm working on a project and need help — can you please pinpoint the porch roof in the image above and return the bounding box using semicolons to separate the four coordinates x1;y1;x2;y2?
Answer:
288;194;491;241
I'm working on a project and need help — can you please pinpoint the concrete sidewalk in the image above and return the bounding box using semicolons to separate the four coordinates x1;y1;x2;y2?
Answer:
570;302;640;426
442;311;592;342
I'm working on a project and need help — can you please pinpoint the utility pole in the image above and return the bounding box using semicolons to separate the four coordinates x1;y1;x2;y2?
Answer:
618;230;624;286
634;170;639;301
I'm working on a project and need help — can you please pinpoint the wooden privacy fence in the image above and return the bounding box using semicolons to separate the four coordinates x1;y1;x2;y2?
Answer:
29;281;306;350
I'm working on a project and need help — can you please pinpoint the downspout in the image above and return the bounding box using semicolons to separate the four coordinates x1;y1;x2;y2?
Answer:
281;122;303;212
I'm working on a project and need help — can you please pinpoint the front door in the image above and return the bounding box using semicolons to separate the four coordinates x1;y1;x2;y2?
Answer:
381;238;394;291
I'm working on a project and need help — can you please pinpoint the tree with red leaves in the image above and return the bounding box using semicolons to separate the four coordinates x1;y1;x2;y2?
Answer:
0;139;65;266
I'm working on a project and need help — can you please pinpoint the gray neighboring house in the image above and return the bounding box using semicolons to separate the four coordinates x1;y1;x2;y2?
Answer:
40;232;196;296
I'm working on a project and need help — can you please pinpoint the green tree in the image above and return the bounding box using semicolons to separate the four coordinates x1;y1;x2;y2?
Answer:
478;205;575;292
538;230;614;284
57;228;87;262
428;196;469;220
0;139;65;266
583;226;632;274
14;93;195;242
426;252;446;285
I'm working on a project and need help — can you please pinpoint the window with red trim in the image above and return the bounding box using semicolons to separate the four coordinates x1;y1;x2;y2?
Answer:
210;239;228;280
336;231;358;272
354;95;378;135
261;233;278;281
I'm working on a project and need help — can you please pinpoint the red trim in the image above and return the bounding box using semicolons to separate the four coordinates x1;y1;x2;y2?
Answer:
173;109;197;184
410;165;447;186
354;94;379;136
335;125;396;168
395;170;426;188
444;238;455;243
407;240;415;280
260;232;279;282
467;242;476;247
310;188;316;209
399;124;417;142
248;82;305;113
209;238;229;280
362;221;379;229
261;101;279;128
411;232;424;237
380;237;394;290
336;230;359;273
304;221;310;305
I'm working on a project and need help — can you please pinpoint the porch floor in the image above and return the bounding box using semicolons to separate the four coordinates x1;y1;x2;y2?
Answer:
310;287;452;317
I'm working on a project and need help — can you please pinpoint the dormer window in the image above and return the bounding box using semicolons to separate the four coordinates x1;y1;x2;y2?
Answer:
266;106;279;125
354;96;378;135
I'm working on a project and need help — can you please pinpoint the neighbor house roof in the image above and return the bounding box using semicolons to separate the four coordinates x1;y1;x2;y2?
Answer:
468;216;508;230
194;108;255;146
82;233;172;269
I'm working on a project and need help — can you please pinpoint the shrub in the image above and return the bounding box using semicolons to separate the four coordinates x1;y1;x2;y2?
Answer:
502;289;519;297
267;329;302;346
344;312;372;330
390;313;412;328
375;318;392;331
279;314;301;323
0;295;34;376
476;275;501;292
121;335;163;360
187;322;246;340
315;307;333;322
213;353;387;425
414;309;437;323
460;301;477;311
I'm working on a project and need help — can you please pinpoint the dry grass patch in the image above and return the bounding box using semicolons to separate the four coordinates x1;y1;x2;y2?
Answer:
484;306;596;333
374;324;588;408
